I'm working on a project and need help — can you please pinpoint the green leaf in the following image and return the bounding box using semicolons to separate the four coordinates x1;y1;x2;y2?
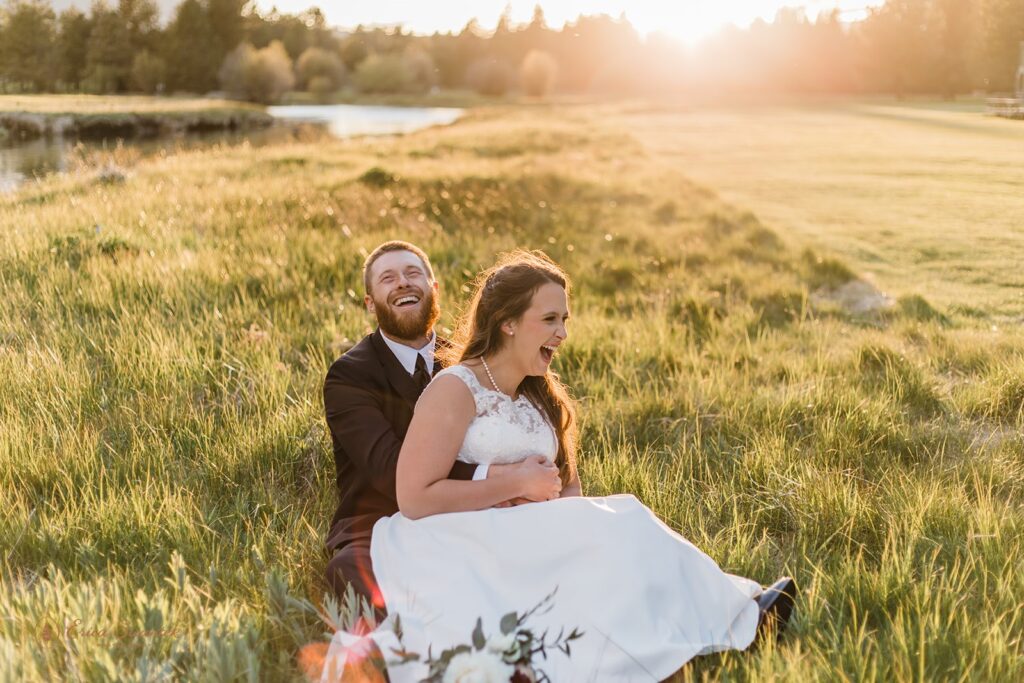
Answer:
472;618;485;650
500;612;517;635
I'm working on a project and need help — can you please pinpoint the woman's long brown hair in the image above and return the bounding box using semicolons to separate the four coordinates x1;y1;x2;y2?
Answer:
439;250;578;485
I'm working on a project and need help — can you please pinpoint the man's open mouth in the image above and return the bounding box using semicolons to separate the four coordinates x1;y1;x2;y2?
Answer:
392;294;421;308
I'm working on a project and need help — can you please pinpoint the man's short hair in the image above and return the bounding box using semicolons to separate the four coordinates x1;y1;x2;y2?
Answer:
362;240;435;294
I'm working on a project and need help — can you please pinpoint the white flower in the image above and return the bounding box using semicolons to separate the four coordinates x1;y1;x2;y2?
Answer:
485;632;517;655
442;650;514;683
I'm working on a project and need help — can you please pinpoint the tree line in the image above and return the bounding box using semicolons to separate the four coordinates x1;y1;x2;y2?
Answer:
1;0;1023;103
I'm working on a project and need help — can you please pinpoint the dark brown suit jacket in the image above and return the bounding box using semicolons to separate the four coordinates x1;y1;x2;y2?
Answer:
323;328;476;550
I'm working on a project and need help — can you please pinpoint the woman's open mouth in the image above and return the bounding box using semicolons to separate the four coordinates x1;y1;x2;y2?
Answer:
540;344;556;363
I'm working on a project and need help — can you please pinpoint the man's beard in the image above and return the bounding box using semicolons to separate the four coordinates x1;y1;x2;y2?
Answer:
373;288;440;341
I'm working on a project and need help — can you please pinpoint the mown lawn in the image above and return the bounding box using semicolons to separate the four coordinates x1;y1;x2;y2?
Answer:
1;104;1022;681
615;98;1024;319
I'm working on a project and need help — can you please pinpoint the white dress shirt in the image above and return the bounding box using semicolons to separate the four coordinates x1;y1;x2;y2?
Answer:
380;330;489;481
380;329;436;376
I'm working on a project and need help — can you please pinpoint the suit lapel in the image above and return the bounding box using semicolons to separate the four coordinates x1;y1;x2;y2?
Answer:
370;329;421;406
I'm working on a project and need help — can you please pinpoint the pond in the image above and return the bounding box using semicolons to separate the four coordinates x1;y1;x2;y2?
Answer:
266;104;462;137
0;104;464;192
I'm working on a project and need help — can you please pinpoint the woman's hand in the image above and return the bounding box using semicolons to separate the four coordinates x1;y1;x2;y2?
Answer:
512;456;562;502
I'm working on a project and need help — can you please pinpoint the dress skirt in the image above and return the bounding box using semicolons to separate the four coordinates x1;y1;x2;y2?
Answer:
370;494;761;682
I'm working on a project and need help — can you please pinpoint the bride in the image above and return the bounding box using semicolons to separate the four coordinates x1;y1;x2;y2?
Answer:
360;251;795;681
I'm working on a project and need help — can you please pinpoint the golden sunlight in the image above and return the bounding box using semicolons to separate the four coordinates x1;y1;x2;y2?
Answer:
263;0;883;45
621;1;881;45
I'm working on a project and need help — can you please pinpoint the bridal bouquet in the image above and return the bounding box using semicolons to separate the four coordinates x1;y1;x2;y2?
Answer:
389;590;583;683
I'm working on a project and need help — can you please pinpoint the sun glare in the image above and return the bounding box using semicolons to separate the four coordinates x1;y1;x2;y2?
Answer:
623;1;880;46
626;5;739;46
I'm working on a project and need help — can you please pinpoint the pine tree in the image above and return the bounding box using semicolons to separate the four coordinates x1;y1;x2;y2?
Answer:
164;0;218;92
207;0;246;65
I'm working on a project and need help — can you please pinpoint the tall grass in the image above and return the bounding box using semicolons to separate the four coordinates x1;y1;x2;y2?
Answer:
1;105;1022;681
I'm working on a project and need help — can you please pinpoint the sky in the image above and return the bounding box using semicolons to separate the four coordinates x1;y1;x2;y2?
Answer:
48;1;885;46
256;1;885;45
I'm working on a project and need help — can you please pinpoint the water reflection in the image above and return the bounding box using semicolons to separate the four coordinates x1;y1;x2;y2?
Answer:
267;104;462;137
1;104;463;192
0;137;67;192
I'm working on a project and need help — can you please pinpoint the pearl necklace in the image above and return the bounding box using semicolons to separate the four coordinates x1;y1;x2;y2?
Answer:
479;357;510;398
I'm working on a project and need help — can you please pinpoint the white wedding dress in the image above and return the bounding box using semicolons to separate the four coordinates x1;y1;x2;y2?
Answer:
332;365;762;682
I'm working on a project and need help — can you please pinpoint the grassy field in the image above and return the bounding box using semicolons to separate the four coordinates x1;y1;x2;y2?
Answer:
1;103;1023;681
613;98;1024;320
0;95;266;116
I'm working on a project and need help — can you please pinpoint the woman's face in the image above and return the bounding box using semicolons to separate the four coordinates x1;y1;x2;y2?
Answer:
505;281;569;376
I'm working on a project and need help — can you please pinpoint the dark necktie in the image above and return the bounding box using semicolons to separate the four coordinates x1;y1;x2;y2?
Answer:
412;353;431;394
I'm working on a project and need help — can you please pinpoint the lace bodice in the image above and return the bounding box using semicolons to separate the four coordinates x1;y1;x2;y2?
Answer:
431;365;557;465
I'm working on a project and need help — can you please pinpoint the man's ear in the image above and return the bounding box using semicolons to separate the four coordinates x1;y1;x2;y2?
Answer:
364;294;374;314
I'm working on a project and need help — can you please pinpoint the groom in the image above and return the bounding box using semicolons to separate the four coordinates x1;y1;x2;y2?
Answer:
323;240;554;608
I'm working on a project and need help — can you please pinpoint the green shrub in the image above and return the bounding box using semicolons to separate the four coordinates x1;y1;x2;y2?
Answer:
245;41;295;104
218;41;295;104
296;47;345;93
353;53;412;94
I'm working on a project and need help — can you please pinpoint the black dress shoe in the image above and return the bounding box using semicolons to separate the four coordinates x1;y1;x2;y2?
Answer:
755;577;797;642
